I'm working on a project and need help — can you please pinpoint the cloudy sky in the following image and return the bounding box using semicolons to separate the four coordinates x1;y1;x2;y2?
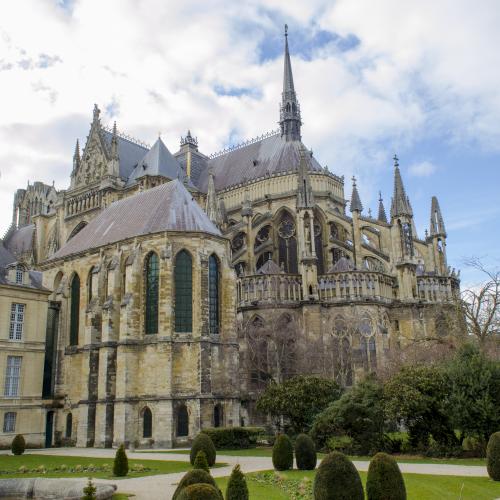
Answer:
1;0;499;284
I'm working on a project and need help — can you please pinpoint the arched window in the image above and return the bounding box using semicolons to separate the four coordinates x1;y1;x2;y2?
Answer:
256;252;272;272
66;413;72;438
175;250;192;333
145;252;159;335
142;408;152;438
69;274;80;345
314;215;325;275
214;404;223;428
177;404;189;437
208;254;220;334
87;267;94;304
277;212;298;273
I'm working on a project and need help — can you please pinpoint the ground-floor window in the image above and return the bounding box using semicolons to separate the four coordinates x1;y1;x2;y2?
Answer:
143;408;152;438
177;404;189;437
214;404;223;428
3;412;16;433
66;413;72;438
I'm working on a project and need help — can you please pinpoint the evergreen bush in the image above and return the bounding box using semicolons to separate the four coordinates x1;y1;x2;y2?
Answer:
178;483;222;500
81;478;97;500
313;451;364;500
193;450;210;472
366;452;406;500
11;434;25;456
201;427;264;449
113;444;129;477
487;432;500;481
172;469;223;500
272;434;294;471
295;433;317;470
190;433;216;467
226;464;249;500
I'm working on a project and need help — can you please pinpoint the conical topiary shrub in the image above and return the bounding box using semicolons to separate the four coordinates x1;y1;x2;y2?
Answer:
193;450;210;472
11;434;25;456
190;433;216;467
272;434;294;471
487;431;500;481
226;464;249;500
113;444;129;477
313;451;364;500
178;483;222;500
82;478;97;500
366;452;406;500
295;433;317;470
172;469;223;500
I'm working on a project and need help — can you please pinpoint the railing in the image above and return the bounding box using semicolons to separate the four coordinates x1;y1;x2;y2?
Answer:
237;274;302;307
417;276;459;302
318;271;395;303
65;190;102;218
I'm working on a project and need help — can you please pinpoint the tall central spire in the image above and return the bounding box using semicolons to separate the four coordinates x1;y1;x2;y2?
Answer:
280;25;302;141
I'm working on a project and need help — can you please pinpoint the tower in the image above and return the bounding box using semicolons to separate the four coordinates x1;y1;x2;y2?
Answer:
279;25;302;142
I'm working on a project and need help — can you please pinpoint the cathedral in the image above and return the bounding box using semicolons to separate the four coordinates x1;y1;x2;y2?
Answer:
0;29;459;448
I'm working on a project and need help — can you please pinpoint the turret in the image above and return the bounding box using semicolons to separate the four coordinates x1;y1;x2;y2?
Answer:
349;176;363;269
428;196;448;274
377;191;388;223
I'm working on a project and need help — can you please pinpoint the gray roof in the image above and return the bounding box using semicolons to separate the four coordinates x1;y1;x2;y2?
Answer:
0;241;45;290
0;241;16;268
101;129;148;180
257;258;283;275
199;134;323;192
127;137;191;186
4;224;35;258
50;179;221;260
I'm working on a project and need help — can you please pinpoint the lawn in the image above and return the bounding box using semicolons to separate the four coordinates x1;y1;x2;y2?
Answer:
154;447;487;466
215;470;500;500
0;454;192;479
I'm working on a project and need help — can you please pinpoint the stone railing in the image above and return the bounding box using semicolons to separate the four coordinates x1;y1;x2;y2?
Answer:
65;190;101;218
318;271;395;303
417;275;459;302
237;274;302;307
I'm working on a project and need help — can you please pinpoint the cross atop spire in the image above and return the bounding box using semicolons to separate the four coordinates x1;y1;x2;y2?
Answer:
390;155;413;219
280;25;301;141
378;191;388;223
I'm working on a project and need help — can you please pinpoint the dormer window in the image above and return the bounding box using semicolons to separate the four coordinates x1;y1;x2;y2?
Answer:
15;266;24;285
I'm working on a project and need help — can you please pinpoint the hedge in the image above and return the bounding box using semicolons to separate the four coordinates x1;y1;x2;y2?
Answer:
487;432;500;481
201;427;264;449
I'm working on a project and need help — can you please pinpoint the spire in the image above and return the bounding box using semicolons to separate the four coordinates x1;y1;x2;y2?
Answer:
377;191;388;223
349;176;363;213
429;196;446;237
111;121;119;160
72;139;80;171
390;155;413;219
279;25;301;141
296;145;314;208
206;169;223;227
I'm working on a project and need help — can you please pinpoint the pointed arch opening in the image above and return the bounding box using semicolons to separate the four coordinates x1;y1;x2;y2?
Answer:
214;403;224;428
208;254;220;334
142;407;152;438
144;252;159;334
174;250;192;333
277;211;297;274
176;404;189;437
65;413;72;439
69;274;80;346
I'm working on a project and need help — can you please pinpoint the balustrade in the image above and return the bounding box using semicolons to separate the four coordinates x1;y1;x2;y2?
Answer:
417;276;458;302
237;274;302;306
65;191;101;218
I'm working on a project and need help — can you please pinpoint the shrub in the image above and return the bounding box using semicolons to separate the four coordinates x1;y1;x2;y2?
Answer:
11;434;25;456
226;464;249;500
487;432;500;481
178;484;222;500
295;434;317;470
272;434;293;471
193;450;210;472
201;427;264;449
82;478;97;500
366;452;406;500
172;469;223;500
190;433;216;467
326;435;354;454
113;444;129;477
313;452;364;500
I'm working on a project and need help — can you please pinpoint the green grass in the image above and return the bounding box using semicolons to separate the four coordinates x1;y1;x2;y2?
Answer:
0;454;192;480
215;470;500;500
152;447;487;465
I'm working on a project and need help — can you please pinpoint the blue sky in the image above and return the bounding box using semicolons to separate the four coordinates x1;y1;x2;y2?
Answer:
0;0;499;285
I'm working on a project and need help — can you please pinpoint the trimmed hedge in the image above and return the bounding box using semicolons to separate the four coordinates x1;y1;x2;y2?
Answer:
113;444;129;477
295;433;317;470
178;484;222;500
487;432;500;481
313;451;364;500
11;434;25;456
201;427;264;449
272;434;294;471
366;452;406;500
172;469;223;500
226;464;249;500
193;450;210;472
190;433;216;467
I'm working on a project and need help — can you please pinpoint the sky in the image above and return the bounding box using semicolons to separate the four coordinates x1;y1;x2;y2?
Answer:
0;0;499;285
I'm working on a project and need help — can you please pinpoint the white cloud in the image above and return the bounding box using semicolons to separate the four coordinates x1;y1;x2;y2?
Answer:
408;161;437;177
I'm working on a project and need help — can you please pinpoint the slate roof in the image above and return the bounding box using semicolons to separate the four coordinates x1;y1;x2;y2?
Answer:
101;129;148;180
4;224;35;258
0;240;45;290
50;180;221;260
198;133;323;192
257;258;283;275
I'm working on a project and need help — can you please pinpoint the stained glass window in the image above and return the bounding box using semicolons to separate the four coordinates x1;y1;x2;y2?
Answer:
175;251;192;332
145;253;159;335
208;254;220;334
278;212;298;273
70;274;80;346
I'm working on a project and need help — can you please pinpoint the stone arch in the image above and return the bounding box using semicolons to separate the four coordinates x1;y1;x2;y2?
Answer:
176;404;189;437
67;221;88;241
140;407;153;438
